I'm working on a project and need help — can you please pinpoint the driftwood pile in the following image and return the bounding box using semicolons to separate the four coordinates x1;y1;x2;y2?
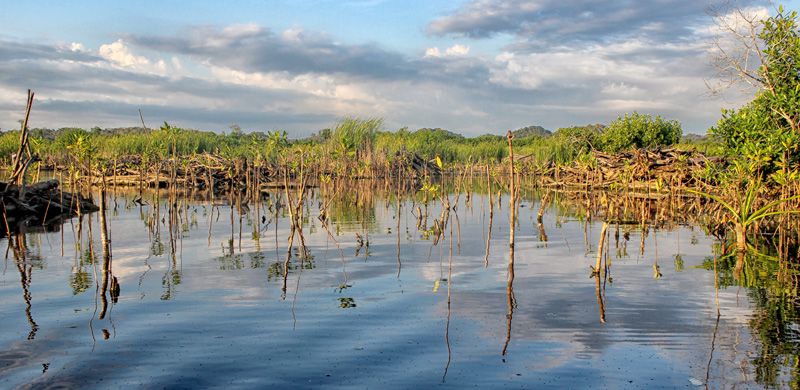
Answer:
78;150;441;190
87;153;278;191
391;151;443;177
1;89;99;237
0;179;98;237
542;147;726;190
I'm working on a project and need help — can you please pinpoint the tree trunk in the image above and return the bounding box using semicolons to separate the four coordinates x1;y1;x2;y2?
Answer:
735;223;747;252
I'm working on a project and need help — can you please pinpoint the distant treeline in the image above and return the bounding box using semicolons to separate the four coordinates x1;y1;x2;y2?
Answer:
0;114;717;169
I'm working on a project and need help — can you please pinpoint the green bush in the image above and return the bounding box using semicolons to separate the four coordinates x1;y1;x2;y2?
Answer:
602;111;682;153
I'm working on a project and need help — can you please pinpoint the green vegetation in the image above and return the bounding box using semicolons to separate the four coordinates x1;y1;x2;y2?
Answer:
602;112;682;154
0;120;631;169
710;6;800;181
688;180;800;252
0;115;692;175
682;4;800;266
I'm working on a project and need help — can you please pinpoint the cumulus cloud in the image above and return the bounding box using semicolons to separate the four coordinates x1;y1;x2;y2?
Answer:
425;44;471;58
99;39;149;67
70;42;86;52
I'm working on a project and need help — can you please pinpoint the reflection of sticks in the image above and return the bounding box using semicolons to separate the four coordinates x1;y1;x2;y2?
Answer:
484;199;493;268
584;218;589;247
587;219;610;323
538;192;551;223
706;312;721;386
538;220;548;247
558;216;572;250
454;210;461;253
593;221;610;274
98;190;119;320
396;196;402;277
318;179;343;224
355;233;365;256
502;245;516;358
291;237;307;331
503;177;518;358
538;192;550;246
595;270;606;323
706;252;721;385
12;238;38;340
282;230;294;300
442;212;453;382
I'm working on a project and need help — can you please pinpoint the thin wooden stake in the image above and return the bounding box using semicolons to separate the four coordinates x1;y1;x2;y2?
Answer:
507;131;516;248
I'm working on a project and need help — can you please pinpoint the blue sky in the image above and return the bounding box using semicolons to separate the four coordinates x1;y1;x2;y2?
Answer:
0;0;794;137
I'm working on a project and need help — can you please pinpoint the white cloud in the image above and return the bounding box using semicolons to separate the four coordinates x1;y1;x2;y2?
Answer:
70;42;86;52
99;39;149;67
445;44;470;56
489;52;543;89
489;48;626;90
424;44;471;58
424;47;443;58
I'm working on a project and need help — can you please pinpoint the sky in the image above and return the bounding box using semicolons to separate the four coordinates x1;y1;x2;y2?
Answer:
0;0;795;137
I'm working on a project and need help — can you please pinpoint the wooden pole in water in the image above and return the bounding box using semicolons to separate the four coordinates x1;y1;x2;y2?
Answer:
507;131;516;248
595;221;609;273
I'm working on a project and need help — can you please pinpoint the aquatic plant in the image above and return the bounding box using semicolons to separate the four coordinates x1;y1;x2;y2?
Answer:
687;180;800;252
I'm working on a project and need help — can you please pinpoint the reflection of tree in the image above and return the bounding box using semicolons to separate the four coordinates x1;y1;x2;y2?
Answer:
328;181;380;234
702;247;800;388
217;252;246;270
70;245;95;295
150;236;164;256
749;289;800;388
250;251;265;268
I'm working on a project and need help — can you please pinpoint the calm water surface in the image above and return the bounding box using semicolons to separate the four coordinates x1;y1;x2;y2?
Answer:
0;189;793;389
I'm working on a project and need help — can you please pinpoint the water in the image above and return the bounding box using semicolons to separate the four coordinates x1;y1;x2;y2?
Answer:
0;189;794;389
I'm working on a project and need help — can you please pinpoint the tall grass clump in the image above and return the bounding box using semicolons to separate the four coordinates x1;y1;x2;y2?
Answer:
331;117;383;158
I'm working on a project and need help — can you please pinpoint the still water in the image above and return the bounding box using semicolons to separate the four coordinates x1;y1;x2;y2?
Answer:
0;187;794;389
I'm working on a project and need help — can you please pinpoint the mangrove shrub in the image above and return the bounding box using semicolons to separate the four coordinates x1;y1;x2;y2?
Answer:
603;112;682;153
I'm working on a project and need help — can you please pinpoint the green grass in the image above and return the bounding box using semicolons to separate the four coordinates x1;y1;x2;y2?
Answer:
1;117;715;172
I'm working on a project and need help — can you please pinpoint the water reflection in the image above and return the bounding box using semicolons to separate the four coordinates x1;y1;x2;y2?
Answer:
1;180;799;388
9;234;41;340
502;243;516;359
702;246;800;388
